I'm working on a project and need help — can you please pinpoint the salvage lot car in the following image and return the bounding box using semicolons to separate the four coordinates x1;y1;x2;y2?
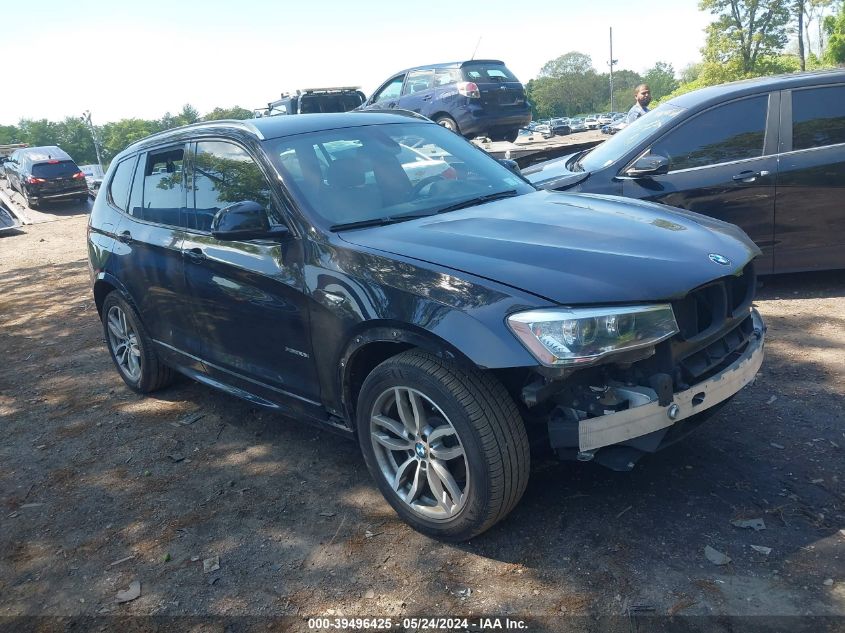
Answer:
523;70;845;274
88;113;765;540
360;60;531;142
4;146;89;207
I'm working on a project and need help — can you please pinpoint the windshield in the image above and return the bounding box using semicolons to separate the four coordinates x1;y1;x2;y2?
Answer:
578;104;686;172
264;122;534;228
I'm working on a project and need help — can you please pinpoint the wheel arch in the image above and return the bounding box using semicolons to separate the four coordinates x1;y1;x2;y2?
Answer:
339;324;476;430
92;272;132;317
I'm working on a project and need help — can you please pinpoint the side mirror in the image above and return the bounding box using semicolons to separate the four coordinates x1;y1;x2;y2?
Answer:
210;201;287;241
498;158;522;176
625;154;669;178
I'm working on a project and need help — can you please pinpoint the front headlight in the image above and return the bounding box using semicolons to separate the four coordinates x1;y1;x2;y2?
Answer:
507;304;679;367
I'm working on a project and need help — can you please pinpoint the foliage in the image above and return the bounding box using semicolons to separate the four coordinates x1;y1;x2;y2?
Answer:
700;0;792;73
203;106;255;121
824;0;845;63
527;52;643;118
643;62;679;100
0;104;254;168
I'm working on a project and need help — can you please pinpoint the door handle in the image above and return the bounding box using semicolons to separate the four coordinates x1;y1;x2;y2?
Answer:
422;95;432;101
183;247;206;262
732;170;769;183
117;231;132;244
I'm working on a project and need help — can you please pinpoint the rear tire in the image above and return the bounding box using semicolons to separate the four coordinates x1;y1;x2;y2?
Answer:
101;291;175;394
356;350;530;541
435;115;460;135
502;129;519;143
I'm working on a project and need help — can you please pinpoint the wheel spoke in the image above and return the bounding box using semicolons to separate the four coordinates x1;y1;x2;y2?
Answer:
395;388;418;436
127;351;140;376
119;311;128;337
373;432;413;452
428;425;457;444
407;390;427;432
430;459;463;507
426;465;451;512
429;444;464;461
372;414;408;441
108;315;124;339
392;457;416;491
405;462;423;503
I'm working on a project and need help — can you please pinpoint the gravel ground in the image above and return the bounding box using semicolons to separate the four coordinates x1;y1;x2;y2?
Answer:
0;210;843;631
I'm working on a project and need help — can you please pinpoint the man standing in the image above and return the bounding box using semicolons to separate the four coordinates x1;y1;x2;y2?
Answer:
626;84;651;123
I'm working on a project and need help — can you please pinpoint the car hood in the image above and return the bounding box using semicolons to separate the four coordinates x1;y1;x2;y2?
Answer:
338;191;760;305
522;152;590;190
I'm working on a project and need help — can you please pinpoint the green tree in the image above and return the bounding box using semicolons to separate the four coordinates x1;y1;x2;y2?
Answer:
539;51;594;77
173;104;200;127
203;106;254;121
55;117;98;164
824;0;845;63
100;118;160;161
700;0;792;73
0;125;21;145
642;62;679;100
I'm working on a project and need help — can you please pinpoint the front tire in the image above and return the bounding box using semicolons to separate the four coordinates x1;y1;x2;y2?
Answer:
356;350;530;540
101;291;175;393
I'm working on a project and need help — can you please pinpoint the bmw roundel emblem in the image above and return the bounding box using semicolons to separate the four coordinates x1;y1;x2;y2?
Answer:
709;253;731;266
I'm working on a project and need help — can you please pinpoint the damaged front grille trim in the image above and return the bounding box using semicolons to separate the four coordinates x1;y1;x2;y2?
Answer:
576;308;765;452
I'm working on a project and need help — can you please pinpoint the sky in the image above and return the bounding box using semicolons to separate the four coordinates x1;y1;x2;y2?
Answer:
1;0;713;125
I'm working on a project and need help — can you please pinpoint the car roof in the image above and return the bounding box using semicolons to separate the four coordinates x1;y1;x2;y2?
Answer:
19;146;72;162
119;112;435;157
398;59;506;73
666;69;845;110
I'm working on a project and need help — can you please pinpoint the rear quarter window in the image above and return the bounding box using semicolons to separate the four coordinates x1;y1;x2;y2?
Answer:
108;157;136;212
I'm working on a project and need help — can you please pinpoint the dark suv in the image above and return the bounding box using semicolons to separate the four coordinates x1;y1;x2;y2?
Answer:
524;70;845;274
260;87;367;116
4;146;88;207
88;114;765;540
360;60;531;142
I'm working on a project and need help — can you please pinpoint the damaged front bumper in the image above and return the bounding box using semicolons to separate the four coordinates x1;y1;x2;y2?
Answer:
548;308;765;469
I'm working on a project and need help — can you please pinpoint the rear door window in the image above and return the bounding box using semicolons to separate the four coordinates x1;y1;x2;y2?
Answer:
792;85;845;150
402;70;434;95
31;161;79;178
130;147;186;227
650;96;768;171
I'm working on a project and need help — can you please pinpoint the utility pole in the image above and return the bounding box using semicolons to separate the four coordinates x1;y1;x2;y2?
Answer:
81;110;104;171
609;27;618;112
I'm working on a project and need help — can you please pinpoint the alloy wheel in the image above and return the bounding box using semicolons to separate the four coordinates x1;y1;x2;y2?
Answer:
369;386;469;520
106;305;142;381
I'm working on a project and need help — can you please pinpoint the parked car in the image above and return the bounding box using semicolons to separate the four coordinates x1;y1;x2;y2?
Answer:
4;146;88;207
88;113;765;540
601;119;627;135
584;115;599;129
597;113;613;125
80;164;105;196
550;118;571;136
359;60;531;142
568;117;587;132
259;87;367;117
524;70;845;274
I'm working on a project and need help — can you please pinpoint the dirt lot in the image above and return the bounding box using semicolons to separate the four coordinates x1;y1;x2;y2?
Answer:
1;207;843;630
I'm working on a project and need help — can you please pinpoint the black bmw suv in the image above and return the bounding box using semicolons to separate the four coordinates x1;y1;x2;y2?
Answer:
88;113;765;540
5;146;88;207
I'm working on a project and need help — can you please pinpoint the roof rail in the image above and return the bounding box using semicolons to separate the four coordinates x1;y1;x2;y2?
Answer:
126;119;266;151
356;108;431;122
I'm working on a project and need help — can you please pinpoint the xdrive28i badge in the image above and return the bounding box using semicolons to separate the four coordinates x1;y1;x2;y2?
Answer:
709;253;731;266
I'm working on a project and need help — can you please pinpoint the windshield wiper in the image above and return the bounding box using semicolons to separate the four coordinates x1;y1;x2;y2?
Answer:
330;212;434;231
434;189;519;215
